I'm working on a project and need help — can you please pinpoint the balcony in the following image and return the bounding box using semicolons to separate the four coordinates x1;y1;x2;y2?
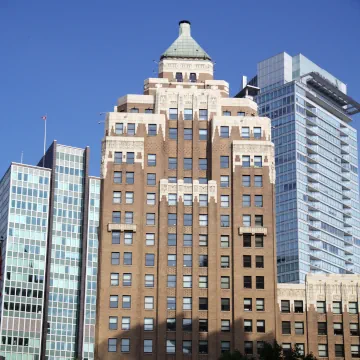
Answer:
307;163;319;173
306;116;317;127
239;227;267;235
308;183;320;192
307;144;319;153
107;223;137;232
308;154;319;163
307;134;319;144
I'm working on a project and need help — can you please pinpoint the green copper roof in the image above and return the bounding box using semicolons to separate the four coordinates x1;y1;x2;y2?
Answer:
161;21;211;61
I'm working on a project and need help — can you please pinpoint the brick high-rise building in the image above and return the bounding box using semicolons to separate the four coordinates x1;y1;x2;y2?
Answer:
96;21;277;359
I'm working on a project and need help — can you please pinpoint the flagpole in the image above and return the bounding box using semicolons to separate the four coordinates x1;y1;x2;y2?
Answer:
43;114;47;167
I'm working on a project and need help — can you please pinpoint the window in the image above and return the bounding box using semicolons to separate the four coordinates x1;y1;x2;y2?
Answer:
256;276;264;289
199;340;208;354
318;322;327;335
350;323;359;336
183;275;192;288
166;340;176;354
144;296;154;309
244;298;252;311
255;195;263;207
257;342;265;355
244;342;253;355
199;158;207;170
121;339;130;353
282;321;291;335
146;193;156;205
254;127;262;139
221;235;229;248
108;338;117;352
167;254;176;267
256;256;264;268
113;191;121;204
183;254;192;267
349;302;358;314
184;194;192;206
317;301;326;313
335;345;344;358
199;297;208;310
145;254;155;266
244;276;252;289
189;72;196;82
223;111;231;116
243;234;251;247
123;273;132;286
199;319;208;332
281;300;290;313
168;157;177;169
125;191;133;204
257;320;265;333
168;233;176;246
109;316;118;330
221;320;230;332
351;345;360;358
221;341;230;354
199;109;208;120
199;214;208;226
126;152;134;164
242;175;251;187
146;213;155;225
183;340;192;354
237;111;245;116
147;154;156;166
294;300;303;313
167;318;176;331
184;158;192;170
110;295;118;308
221;276;230;289
122;295;131;309
184;109;193;120
184;214;192;226
254;156;262;167
184;177;192;183
168;177;177;183
200;234;208;246
199;276;208;288
148;124;157;136
114;171;122;183
282;344;291;356
199;129;207;140
221;215;230;227
125;212;133;224
121;316;130;330
127;123;135;135
221;298;230;311
130;107;139;113
167;275;176;288
221;195;229;208
126;172;134;184
295;322;304;335
256;298;265;311
243;215;251;226
220;126;229;138
255;215;263;227
167;297;176;310
145;274;154;287
243;255;251;268
255;234;264;247
183;319;192;331
114;151;122;164
221;175;229;187
184;128;192;140
115;123;123;134
112;211;121;224
184;234;192;246
112;231;120;244
111;273;119;286
146;233;155;246
221;256;229;268
176;72;183;82
144;340;152;353
168;194;177;206
169;128;177;139
318;344;328;358
334;323;343;335
198;194;207;207
242;127;250;138
199;255;208;267
183;297;192;310
242;195;251;207
220;156;229;168
255;175;263;187
144;318;154;331
111;252;120;265
242;155;250;167
333;301;342;314
147;173;156;185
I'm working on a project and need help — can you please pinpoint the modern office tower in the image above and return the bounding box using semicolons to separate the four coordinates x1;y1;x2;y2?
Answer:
241;52;360;283
0;141;100;360
96;21;277;359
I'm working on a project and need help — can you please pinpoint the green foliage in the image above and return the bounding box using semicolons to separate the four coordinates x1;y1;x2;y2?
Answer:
219;349;246;360
258;341;317;360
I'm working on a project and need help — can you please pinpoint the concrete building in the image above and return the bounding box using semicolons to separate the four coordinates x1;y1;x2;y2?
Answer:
96;20;277;359
240;52;360;283
0;141;100;360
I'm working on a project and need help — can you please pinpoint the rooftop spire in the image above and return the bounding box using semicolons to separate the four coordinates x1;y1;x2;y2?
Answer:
161;20;211;61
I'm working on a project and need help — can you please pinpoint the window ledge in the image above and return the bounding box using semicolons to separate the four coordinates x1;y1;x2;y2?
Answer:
108;223;137;232
239;227;267;235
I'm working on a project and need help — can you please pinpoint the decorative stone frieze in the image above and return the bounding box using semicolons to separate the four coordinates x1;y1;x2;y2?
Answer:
239;227;268;235
107;223;137;232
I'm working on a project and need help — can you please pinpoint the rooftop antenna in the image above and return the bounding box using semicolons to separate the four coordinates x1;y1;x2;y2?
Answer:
20;151;23;164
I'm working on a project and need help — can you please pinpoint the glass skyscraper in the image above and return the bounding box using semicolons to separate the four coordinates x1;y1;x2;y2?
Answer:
0;141;100;360
243;52;360;283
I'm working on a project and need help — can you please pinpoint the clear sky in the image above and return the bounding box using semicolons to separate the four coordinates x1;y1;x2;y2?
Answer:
0;0;359;176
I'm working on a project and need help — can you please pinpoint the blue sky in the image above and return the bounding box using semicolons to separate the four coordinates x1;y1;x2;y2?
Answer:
0;0;359;176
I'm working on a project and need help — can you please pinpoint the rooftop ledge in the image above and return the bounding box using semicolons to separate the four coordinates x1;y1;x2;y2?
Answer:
239;227;267;235
108;223;137;232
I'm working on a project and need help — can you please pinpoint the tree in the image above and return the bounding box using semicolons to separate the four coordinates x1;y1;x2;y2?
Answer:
219;349;246;360
259;341;283;360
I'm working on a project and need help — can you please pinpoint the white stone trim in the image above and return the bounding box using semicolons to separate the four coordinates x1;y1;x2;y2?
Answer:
220;97;258;111
159;59;214;78
117;94;154;106
107;223;137;232
239;227;268;235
